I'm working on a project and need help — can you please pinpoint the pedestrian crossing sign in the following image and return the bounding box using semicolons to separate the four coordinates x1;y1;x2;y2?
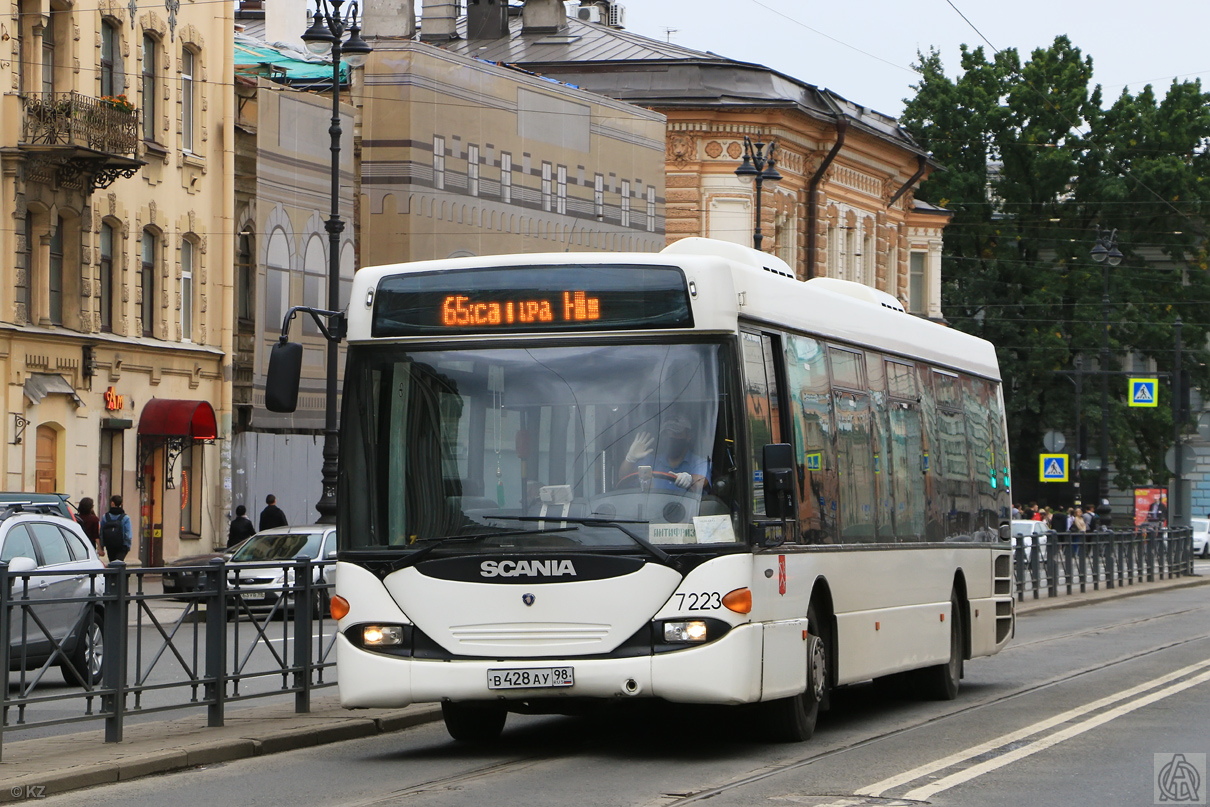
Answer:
1040;453;1069;482
1129;377;1159;407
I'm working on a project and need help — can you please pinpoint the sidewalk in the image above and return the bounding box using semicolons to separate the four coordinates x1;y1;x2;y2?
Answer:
2;573;1206;801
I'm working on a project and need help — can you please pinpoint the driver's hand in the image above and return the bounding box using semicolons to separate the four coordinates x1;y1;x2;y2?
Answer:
626;432;655;463
673;472;693;489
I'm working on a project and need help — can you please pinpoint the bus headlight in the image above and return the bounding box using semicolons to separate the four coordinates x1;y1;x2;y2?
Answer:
362;625;405;646
663;620;709;643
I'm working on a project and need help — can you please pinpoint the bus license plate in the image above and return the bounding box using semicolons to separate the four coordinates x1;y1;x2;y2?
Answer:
487;667;574;690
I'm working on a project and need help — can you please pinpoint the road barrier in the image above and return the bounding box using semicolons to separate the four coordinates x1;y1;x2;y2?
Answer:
0;556;335;760
1013;527;1195;601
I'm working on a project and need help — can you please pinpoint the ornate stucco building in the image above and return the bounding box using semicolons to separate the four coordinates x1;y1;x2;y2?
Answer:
0;0;235;563
434;0;951;319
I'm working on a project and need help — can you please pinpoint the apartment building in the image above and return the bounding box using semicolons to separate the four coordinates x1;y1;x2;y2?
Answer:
0;0;235;563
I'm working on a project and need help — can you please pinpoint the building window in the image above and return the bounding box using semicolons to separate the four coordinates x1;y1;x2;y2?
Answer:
237;228;255;323
181;47;195;153
99;222;115;332
909;251;926;315
646;186;656;232
180;238;194;342
467;144;480;197
432;135;446;189
21;215;33;324
48;218;64;325
594;174;604;220
41;13;56;94
141;229;157;337
620;180;631;228
556;165;567;215
180;446;200;537
500;152;512;203
101;21;121;99
141;34;157;142
541;162;552;212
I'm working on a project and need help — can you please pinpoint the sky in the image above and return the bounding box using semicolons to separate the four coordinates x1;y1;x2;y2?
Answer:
622;0;1210;120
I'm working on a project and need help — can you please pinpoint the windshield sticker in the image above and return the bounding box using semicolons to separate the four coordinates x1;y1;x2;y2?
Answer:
692;514;736;543
650;523;697;544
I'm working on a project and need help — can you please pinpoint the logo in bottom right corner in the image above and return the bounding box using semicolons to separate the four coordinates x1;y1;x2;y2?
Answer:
1156;753;1206;804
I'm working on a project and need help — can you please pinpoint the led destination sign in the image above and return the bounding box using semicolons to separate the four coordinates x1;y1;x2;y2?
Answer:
372;264;693;337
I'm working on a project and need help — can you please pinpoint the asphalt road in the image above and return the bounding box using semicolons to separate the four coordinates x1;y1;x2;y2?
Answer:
37;582;1210;807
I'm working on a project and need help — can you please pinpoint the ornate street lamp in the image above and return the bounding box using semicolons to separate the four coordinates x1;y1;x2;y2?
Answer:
734;136;782;251
1090;227;1122;506
302;0;371;524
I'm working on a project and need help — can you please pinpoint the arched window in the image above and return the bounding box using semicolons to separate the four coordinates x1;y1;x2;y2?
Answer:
141;228;158;337
181;45;196;152
141;33;158;143
99;222;116;332
180;237;194;342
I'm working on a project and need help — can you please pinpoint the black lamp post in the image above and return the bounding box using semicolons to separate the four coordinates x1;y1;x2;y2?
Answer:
302;0;371;524
734;136;781;251
1090;227;1123;505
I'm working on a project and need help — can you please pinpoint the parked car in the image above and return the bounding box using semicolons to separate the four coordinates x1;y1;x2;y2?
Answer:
227;526;337;616
0;504;104;685
0;492;77;523
1009;519;1051;562
1191;517;1209;558
160;540;249;597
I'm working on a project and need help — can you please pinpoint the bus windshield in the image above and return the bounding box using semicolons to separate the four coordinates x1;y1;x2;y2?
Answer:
339;341;741;551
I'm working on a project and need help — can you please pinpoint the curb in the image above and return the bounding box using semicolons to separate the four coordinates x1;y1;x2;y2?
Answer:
0;704;444;801
1015;574;1209;614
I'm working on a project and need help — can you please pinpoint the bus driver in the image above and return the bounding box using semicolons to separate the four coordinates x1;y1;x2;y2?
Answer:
620;413;708;492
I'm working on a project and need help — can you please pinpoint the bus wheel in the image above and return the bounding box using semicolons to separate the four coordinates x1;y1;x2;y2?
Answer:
917;592;963;701
441;701;507;743
756;604;829;742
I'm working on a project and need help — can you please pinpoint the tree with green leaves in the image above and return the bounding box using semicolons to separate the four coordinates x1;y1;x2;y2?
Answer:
901;35;1210;506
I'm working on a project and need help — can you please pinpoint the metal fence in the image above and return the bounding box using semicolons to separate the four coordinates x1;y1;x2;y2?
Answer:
1013;527;1195;601
0;556;335;760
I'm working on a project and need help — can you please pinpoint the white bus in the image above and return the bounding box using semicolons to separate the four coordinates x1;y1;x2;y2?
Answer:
267;237;1015;743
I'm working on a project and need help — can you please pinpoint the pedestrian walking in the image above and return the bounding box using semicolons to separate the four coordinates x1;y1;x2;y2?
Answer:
228;504;256;548
258;494;288;531
100;494;133;564
78;497;102;555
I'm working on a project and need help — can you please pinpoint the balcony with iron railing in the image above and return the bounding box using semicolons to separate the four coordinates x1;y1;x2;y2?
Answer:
18;91;143;189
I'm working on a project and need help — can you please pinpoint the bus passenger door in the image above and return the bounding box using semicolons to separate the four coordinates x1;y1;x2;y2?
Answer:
741;330;797;544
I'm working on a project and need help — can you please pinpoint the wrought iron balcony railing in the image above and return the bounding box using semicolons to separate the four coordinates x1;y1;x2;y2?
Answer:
20;91;139;157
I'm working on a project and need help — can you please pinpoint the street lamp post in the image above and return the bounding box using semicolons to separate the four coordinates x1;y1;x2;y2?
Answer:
302;0;371;524
734;136;782;251
1090;227;1123;506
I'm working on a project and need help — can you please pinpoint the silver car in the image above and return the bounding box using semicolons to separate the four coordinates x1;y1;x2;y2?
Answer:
1191;518;1209;558
1;506;105;685
226;526;336;616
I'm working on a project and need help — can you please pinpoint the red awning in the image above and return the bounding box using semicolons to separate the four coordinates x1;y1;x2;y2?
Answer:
137;399;218;440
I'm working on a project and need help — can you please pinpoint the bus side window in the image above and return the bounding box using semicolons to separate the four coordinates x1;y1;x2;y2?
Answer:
783;334;836;544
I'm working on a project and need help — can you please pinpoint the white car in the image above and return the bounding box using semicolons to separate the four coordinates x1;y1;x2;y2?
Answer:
1191;518;1209;558
1009;519;1050;562
0;504;105;685
226;525;336;615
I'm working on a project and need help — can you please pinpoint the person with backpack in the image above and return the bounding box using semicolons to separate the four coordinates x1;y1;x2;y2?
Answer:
100;494;133;563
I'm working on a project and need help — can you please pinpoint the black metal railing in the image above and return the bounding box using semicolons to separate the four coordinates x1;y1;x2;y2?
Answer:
20;91;139;156
0;556;335;760
1013;527;1195;601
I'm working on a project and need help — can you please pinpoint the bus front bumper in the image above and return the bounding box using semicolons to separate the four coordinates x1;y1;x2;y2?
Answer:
336;622;764;709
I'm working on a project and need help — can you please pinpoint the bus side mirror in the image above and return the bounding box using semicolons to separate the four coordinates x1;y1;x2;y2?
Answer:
265;341;304;413
762;443;797;519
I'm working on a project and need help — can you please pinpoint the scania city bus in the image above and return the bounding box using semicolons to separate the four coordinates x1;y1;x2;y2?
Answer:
266;237;1014;743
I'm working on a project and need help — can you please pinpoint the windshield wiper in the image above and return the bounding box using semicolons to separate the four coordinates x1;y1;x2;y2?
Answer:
397;525;580;569
493;515;673;566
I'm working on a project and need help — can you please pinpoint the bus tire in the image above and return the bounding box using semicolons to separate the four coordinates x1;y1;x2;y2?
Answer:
917;592;963;701
441;701;507;743
756;603;829;742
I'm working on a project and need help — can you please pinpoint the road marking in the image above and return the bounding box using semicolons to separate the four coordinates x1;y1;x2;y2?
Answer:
850;657;1210;801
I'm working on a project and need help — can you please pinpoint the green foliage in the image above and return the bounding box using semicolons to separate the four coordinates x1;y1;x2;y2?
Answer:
901;36;1210;501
